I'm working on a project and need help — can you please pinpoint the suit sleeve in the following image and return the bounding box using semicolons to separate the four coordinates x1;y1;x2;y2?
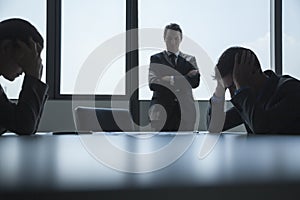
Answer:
206;96;244;132
174;56;200;89
0;75;48;135
149;55;168;92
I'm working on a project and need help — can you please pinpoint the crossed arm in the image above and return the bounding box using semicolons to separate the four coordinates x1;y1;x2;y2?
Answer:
149;55;200;92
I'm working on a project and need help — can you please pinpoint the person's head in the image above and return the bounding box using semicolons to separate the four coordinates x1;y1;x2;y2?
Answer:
164;23;182;53
215;46;262;94
0;18;43;81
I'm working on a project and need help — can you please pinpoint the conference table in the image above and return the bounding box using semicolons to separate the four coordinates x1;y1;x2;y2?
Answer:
1;131;300;199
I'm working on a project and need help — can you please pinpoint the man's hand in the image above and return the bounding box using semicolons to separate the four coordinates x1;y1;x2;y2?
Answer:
161;76;172;83
233;50;256;89
16;38;43;80
186;69;199;77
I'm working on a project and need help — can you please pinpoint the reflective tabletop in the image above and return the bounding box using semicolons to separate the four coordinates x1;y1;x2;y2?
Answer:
1;132;300;199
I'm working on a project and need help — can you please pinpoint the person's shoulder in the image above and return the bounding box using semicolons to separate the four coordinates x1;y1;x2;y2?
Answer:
150;51;165;63
279;74;300;86
151;51;164;59
264;70;300;92
265;70;298;85
179;52;195;61
275;72;300;93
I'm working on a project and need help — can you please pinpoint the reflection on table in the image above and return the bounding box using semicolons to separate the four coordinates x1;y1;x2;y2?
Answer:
1;132;300;199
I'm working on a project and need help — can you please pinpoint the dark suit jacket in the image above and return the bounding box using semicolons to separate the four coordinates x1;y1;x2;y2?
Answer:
149;51;200;131
207;70;300;134
0;75;48;135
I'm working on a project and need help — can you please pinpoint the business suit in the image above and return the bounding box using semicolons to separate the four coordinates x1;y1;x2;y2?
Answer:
0;75;48;135
207;70;300;134
149;50;200;131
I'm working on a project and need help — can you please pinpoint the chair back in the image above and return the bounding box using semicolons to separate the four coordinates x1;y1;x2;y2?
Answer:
74;106;134;132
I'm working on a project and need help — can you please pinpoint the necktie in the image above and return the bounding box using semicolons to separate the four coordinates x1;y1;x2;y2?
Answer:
169;53;177;67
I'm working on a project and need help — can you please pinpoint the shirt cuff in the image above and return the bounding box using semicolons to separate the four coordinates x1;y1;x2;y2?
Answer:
211;93;225;103
234;87;250;96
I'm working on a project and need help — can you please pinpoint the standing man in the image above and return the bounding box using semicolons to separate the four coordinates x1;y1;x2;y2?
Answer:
148;23;200;131
207;46;300;134
0;18;48;135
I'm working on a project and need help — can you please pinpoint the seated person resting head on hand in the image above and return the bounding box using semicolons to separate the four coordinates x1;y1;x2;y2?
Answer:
207;46;300;134
0;18;48;135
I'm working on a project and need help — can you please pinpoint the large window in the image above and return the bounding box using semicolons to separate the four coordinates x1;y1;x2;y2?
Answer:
60;0;126;95
138;0;270;100
0;0;291;101
283;0;300;79
0;0;46;99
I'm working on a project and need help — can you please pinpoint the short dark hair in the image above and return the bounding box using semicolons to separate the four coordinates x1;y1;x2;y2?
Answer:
215;46;261;79
0;18;43;48
164;23;182;39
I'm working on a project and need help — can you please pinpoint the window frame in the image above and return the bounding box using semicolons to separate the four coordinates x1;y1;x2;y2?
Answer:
47;0;137;101
46;0;283;101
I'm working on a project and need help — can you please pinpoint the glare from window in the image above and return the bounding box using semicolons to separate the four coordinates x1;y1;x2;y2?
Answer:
0;0;46;99
138;0;270;100
61;0;126;95
283;0;300;79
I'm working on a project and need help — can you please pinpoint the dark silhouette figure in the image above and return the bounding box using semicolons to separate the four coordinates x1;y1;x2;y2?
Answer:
0;18;48;135
149;23;200;131
207;46;300;134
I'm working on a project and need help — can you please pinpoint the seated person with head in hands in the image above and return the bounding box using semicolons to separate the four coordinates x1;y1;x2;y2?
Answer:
207;46;300;134
0;18;48;135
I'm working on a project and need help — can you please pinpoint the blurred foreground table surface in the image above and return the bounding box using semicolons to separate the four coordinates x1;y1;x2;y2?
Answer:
1;132;300;199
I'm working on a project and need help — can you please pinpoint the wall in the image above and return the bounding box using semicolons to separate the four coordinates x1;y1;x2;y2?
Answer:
38;100;245;132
